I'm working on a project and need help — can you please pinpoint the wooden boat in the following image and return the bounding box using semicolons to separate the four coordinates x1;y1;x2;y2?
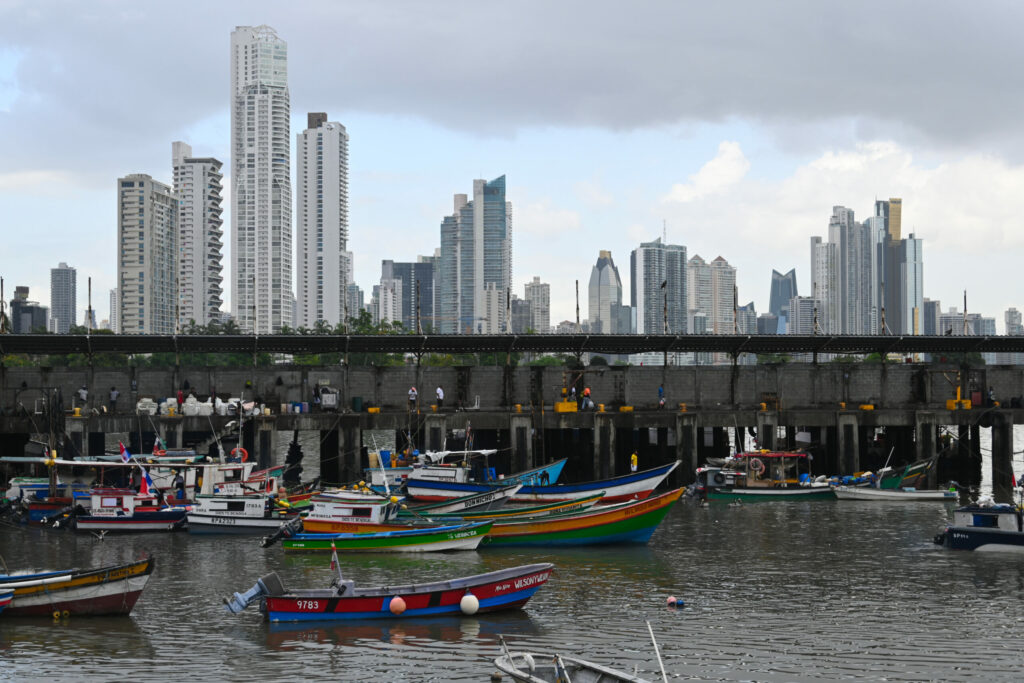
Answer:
299;488;406;534
224;562;554;622
64;488;188;532
483;488;683;547
187;493;302;534
694;451;835;502
399;492;605;522
406;461;680;504
0;589;12;614
368;452;566;492
834;486;957;502
0;555;154;616
281;521;493;553
934;496;1024;551
399;484;523;516
495;650;651;682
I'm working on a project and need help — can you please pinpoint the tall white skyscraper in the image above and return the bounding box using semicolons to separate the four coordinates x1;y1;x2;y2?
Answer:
524;276;550;333
50;262;76;334
631;238;686;335
587;250;623;334
172;141;224;328
117;174;178;334
296;112;350;328
231;25;292;333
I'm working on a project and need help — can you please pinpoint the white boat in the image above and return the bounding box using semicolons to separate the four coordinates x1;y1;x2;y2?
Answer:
834;486;957;502
187;493;300;534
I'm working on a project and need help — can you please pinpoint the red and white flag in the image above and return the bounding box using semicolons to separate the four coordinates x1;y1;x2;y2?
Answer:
330;540;339;571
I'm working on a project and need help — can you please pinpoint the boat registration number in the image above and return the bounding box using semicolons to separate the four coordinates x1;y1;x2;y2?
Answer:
295;600;320;610
211;517;236;525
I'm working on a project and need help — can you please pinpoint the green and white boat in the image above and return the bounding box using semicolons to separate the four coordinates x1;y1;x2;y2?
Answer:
695;451;836;502
280;520;493;553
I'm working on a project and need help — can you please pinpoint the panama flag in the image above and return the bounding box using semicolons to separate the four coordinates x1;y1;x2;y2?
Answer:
139;467;156;496
153;435;166;455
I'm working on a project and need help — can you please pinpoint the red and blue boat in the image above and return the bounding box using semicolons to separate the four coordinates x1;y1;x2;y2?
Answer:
225;562;554;622
406;460;680;504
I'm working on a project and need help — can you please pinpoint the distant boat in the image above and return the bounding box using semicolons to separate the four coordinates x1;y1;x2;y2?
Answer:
187;492;302;534
281;521;493;553
224;562;554;622
61;488;188;532
0;555;154;617
694;451;835;502
407;461;680;504
834;486;957;502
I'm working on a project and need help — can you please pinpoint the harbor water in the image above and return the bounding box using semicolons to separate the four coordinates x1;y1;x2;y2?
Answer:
3;494;1024;681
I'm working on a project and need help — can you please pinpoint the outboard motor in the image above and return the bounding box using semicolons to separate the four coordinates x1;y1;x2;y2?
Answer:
260;516;303;548
224;572;285;613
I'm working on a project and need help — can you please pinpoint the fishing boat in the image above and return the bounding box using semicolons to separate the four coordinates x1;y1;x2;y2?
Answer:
399;483;523;516
494;650;651;683
59;488;188;532
483;488;683;547
834;486;957;502
399;492;605;522
933;495;1024;551
187;492;302;534
694;451;835;502
406;461;680;504
0;589;12;614
0;555;154;617
224;562;554;622
281;521;493;553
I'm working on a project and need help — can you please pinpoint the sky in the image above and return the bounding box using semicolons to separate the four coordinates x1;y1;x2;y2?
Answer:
3;0;1024;332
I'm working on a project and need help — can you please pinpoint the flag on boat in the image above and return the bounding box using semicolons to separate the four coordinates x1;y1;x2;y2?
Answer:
119;441;132;464
139;467;156;496
153;435;167;455
330;540;338;571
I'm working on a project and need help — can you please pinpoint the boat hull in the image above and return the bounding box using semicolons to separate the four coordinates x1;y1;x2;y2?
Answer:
484;488;683;547
1;556;154;617
188;513;298;534
263;563;553;622
834;486;956;502
407;461;680;504
706;486;835;502
74;509;188;532
939;526;1024;552
282;522;492;553
400;492;605;522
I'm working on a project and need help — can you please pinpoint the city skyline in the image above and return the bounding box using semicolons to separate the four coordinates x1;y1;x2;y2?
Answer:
3;3;1024;332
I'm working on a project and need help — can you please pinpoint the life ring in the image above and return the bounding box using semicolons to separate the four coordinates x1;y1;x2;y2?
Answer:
712;472;726;486
231;447;249;463
749;458;765;474
153;449;166;456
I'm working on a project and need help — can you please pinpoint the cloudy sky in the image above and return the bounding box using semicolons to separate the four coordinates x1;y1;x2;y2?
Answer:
2;1;1023;331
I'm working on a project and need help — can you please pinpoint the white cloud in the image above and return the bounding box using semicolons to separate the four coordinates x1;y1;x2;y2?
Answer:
664;141;750;203
516;199;581;235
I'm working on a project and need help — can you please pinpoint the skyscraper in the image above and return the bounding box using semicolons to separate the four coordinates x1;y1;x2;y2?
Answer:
109;288;120;334
524;276;550;333
172;141;224;328
874;198;921;334
9;286;48;334
380;259;434;332
117;174;178;334
768;268;797;328
812;206;875;334
437;176;512;334
631;238;686;335
231;25;292;333
296;112;350;328
49;262;76;334
587;250;623;334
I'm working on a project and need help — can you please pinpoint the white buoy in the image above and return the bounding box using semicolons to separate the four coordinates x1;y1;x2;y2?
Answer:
460;593;479;615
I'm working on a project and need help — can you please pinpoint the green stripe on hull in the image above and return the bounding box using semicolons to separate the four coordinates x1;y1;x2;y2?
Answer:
283;528;489;552
707;488;836;502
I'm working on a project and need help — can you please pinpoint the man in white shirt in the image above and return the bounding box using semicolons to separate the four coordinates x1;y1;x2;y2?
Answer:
436;386;444;409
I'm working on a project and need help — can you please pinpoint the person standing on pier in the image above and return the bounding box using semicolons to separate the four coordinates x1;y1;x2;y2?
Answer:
109;386;119;413
408;386;418;411
630;451;638;472
436;386;444;410
658;384;665;409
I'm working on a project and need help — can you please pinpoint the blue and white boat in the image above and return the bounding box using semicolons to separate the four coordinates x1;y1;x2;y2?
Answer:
934;495;1024;552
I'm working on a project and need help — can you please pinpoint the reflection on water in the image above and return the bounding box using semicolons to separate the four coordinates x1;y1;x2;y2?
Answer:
4;497;1024;681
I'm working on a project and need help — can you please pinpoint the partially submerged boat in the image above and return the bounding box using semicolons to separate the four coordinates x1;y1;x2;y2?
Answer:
834;486;956;502
494;650;652;683
0;555;154;616
224;562;554;622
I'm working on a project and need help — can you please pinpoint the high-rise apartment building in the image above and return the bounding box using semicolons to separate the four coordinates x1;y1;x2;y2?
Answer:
49;262;76;334
117;174;178;334
437;176;512;334
380;259;434;332
587;250;623;334
631;238;686;335
172;142;224;328
708;257;736;335
9;286;48;334
922;298;941;336
231;25;292;333
1000;307;1024;364
296;112;350;329
524;276;550;333
109;289;120;334
811;206;875;334
874;198;921;334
